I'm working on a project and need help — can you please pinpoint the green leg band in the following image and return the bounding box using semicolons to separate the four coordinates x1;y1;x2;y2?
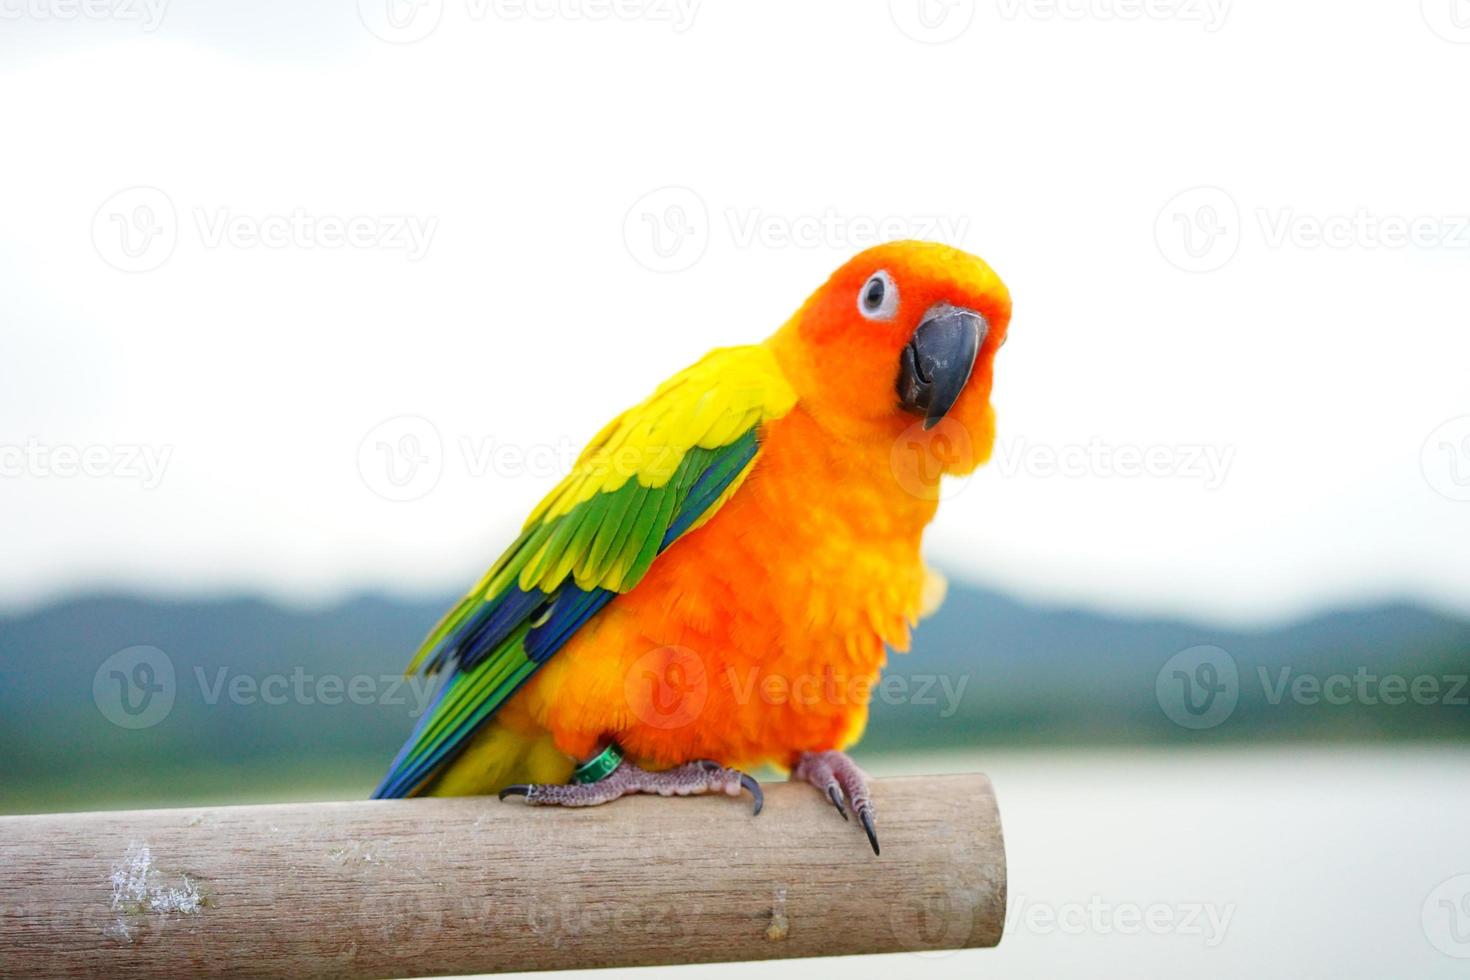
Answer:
571;742;623;784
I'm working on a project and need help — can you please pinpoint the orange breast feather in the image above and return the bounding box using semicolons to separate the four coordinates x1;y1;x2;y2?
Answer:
504;403;940;772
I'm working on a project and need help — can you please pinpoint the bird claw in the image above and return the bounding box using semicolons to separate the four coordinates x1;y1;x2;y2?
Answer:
740;772;765;816
692;759;762;814
826;783;848;820
858;806;880;856
794;750;878;855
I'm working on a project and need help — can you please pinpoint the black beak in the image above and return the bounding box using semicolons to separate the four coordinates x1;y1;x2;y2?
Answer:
896;305;987;429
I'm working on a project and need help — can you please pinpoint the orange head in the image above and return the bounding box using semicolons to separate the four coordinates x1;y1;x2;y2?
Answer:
767;240;1012;473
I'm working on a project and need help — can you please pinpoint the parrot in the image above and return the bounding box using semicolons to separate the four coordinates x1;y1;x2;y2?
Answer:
373;240;1012;855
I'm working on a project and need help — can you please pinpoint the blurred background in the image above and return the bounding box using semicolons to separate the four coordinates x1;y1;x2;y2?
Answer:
2;1;1469;977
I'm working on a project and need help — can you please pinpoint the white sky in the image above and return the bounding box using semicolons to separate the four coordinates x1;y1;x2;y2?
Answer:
1;1;1468;625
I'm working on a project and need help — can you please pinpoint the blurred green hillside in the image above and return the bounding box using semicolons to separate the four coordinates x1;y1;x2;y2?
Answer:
1;583;1466;814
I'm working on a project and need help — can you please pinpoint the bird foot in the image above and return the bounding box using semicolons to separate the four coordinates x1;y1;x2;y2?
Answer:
499;759;763;815
792;750;879;854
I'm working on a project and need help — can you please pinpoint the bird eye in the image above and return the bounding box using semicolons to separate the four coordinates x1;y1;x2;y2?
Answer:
857;270;898;321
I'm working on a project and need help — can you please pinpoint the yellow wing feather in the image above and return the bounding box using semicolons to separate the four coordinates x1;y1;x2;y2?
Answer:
526;345;796;527
402;344;796;678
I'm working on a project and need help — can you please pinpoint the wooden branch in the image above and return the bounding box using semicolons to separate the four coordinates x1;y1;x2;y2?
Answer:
0;773;1005;979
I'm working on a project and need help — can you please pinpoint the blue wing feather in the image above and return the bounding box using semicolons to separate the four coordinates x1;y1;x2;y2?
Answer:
371;429;761;799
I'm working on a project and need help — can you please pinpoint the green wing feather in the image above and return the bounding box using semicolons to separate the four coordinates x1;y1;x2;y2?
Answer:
372;346;797;798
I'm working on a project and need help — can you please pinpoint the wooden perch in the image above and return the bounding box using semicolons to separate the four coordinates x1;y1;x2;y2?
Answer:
0;773;1005;979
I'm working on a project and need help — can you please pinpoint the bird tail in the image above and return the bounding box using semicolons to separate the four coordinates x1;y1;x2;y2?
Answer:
421;721;573;796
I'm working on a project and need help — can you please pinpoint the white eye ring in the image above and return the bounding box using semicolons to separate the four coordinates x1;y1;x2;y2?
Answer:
857;270;899;321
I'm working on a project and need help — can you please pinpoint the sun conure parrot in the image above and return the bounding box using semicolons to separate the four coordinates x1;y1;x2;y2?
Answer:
373;240;1012;854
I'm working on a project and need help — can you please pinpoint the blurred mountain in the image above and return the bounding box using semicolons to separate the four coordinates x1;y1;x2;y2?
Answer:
1;584;1466;812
